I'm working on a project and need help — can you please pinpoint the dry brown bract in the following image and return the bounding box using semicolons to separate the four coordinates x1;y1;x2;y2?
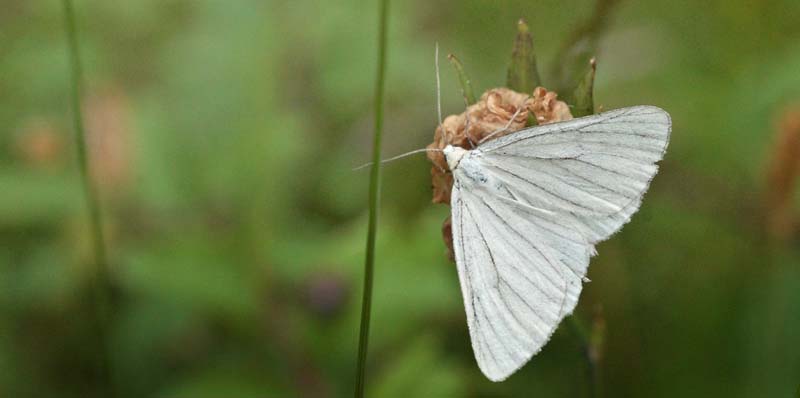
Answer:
427;87;573;260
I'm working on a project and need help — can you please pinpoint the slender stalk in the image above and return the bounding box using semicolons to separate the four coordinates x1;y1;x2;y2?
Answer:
569;314;604;398
354;0;389;397
61;1;115;396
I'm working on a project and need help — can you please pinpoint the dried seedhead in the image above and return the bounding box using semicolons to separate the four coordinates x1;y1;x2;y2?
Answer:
427;87;573;204
530;86;574;125
428;87;573;259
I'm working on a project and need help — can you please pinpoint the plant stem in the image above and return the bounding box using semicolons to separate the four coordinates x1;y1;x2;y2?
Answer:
354;0;389;397
569;315;602;398
61;1;115;396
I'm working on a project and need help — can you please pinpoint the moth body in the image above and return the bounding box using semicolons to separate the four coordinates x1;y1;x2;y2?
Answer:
443;144;468;171
447;147;512;201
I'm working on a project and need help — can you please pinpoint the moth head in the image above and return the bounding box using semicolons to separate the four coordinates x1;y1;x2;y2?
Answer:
443;144;468;171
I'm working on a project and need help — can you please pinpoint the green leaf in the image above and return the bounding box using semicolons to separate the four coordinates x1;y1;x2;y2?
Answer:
506;18;541;94
571;57;596;117
447;53;477;105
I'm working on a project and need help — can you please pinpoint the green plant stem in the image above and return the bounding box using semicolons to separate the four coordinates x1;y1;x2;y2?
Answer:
354;0;389;397
61;1;115;396
569;316;602;398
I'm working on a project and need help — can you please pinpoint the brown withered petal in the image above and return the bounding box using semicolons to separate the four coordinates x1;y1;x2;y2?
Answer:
529;86;574;125
428;87;574;260
442;216;455;262
430;166;453;205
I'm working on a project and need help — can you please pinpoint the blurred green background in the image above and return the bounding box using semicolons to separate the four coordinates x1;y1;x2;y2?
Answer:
2;0;800;397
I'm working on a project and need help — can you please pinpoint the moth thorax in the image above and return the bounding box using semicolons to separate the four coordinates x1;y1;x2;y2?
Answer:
443;144;468;171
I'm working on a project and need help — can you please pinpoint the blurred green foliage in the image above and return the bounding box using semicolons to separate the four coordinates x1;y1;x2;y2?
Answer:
1;0;800;397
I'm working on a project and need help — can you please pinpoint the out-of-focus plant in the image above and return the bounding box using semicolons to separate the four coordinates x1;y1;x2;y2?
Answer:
550;0;620;101
765;103;800;242
60;1;116;396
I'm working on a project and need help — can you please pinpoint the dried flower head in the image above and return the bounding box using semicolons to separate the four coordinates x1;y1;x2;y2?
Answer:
427;86;574;259
427;87;573;205
530;86;574;125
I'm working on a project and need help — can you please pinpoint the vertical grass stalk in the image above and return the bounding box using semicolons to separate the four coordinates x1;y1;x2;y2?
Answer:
354;0;389;396
61;1;115;396
569;315;603;398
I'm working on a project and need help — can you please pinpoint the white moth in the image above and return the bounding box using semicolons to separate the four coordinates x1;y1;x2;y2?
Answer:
445;105;671;381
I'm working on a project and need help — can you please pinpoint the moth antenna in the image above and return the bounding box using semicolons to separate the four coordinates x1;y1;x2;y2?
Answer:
435;42;444;132
432;43;449;173
353;148;444;171
435;43;456;154
479;96;530;144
